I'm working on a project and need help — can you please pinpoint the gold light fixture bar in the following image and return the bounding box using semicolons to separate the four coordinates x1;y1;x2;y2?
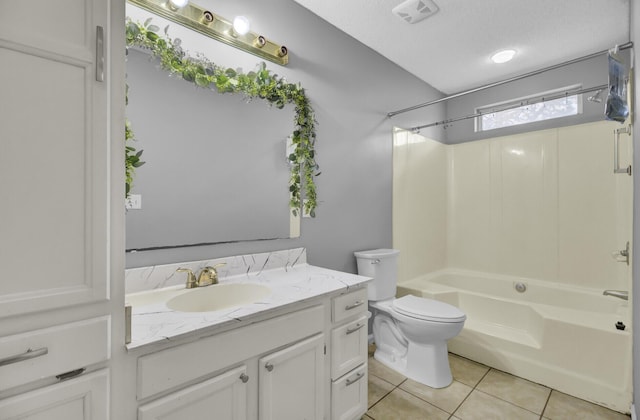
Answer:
127;0;289;66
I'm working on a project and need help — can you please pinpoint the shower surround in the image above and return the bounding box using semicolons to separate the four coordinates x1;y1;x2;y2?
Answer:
392;121;633;412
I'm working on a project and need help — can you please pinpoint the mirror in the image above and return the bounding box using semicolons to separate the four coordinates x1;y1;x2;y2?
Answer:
125;48;298;251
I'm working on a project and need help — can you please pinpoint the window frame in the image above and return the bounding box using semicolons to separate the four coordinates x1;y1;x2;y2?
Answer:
474;84;584;132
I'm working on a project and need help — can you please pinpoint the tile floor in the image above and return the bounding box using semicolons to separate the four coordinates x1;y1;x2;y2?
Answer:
363;350;630;420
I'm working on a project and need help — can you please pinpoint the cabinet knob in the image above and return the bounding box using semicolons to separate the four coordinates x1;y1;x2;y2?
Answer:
239;373;249;383
265;362;274;372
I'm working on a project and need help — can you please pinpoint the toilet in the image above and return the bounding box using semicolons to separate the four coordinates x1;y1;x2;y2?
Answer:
355;249;466;388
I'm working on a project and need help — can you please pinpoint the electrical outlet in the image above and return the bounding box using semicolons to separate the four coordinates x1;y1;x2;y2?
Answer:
125;194;142;210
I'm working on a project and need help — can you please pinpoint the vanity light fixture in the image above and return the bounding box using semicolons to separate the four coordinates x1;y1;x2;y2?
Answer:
127;0;289;65
491;49;517;64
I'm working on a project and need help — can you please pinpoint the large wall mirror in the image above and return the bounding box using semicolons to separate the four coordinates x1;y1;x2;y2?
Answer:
125;48;298;251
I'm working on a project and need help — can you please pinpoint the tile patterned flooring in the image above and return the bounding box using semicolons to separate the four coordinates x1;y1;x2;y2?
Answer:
363;351;630;420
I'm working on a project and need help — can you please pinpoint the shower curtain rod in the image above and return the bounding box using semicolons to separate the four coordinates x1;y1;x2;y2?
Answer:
387;41;633;118
409;84;607;132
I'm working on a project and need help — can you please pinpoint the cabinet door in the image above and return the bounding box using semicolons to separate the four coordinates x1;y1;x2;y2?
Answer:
259;334;324;420
0;0;110;317
138;365;249;420
0;370;108;420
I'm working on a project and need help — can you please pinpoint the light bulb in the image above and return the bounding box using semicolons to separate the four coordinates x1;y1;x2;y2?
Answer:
491;49;516;64
167;0;189;10
233;16;250;36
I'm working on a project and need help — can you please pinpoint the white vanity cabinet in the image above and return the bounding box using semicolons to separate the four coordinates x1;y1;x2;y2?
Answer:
330;288;369;420
136;305;325;420
127;274;371;420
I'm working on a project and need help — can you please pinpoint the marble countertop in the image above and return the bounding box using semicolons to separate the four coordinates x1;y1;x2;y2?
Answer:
126;263;371;350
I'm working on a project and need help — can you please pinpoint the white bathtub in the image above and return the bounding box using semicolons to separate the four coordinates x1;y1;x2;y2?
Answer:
397;269;632;413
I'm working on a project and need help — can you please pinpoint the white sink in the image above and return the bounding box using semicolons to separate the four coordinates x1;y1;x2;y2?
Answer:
126;286;187;307
166;283;272;313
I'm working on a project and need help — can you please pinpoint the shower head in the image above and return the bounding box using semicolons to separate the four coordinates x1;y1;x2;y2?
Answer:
588;89;604;103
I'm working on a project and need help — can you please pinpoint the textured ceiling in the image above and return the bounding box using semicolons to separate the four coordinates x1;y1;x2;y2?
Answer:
292;0;630;94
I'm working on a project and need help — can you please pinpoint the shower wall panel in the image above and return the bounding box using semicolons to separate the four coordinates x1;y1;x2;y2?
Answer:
394;121;632;291
392;129;447;283
446;120;630;289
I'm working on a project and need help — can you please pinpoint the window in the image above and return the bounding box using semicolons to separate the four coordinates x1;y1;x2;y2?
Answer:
476;85;582;132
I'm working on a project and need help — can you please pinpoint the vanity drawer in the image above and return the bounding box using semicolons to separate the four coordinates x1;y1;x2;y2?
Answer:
331;364;367;420
331;315;367;380
332;288;367;324
0;316;110;391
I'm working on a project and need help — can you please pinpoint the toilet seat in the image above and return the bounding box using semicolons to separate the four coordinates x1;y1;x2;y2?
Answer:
392;295;466;323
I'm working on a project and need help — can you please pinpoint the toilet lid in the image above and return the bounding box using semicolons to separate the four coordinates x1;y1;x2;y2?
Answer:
392;295;466;323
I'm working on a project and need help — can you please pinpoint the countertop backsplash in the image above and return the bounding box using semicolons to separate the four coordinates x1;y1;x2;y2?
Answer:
125;247;308;294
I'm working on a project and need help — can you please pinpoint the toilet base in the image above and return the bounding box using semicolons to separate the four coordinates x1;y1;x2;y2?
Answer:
405;341;453;388
374;341;453;389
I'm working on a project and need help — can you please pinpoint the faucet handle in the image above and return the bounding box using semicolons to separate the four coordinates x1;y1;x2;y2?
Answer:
176;268;197;289
212;262;227;271
196;263;225;287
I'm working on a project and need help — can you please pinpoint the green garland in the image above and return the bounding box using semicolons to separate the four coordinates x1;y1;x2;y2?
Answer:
125;18;319;217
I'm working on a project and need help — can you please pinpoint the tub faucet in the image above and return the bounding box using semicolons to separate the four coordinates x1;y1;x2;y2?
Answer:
603;290;628;301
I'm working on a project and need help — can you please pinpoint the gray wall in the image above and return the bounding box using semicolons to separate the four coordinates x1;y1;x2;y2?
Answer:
443;54;619;144
125;0;446;271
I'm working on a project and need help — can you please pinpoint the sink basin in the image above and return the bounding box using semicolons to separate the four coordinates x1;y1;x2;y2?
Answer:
166;283;271;313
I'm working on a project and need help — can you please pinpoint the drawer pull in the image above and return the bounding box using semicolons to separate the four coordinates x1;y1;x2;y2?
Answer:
346;323;364;335
345;300;364;311
95;26;104;82
239;373;249;383
265;362;274;372
56;367;85;381
346;372;365;386
0;347;48;367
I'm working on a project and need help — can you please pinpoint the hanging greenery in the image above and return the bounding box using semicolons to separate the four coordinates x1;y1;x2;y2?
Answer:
125;83;145;197
125;18;319;217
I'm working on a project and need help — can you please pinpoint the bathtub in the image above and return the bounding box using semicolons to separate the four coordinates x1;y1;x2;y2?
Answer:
397;269;632;413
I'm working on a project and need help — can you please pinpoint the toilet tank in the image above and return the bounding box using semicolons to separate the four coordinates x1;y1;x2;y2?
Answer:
354;249;400;301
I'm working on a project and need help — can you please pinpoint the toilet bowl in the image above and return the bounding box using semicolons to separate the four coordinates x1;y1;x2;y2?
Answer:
355;249;466;389
371;296;465;388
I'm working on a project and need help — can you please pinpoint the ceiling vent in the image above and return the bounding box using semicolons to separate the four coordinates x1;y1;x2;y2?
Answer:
392;0;439;24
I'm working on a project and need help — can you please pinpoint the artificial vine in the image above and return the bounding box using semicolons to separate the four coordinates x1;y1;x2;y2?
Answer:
125;18;319;217
125;84;145;197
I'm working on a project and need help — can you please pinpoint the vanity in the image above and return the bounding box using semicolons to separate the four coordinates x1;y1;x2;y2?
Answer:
124;248;370;420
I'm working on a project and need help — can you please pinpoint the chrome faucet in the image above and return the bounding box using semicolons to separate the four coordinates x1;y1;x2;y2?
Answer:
603;290;628;301
176;263;226;289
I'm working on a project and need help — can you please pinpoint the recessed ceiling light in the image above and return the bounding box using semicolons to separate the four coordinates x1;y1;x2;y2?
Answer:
491;49;516;64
